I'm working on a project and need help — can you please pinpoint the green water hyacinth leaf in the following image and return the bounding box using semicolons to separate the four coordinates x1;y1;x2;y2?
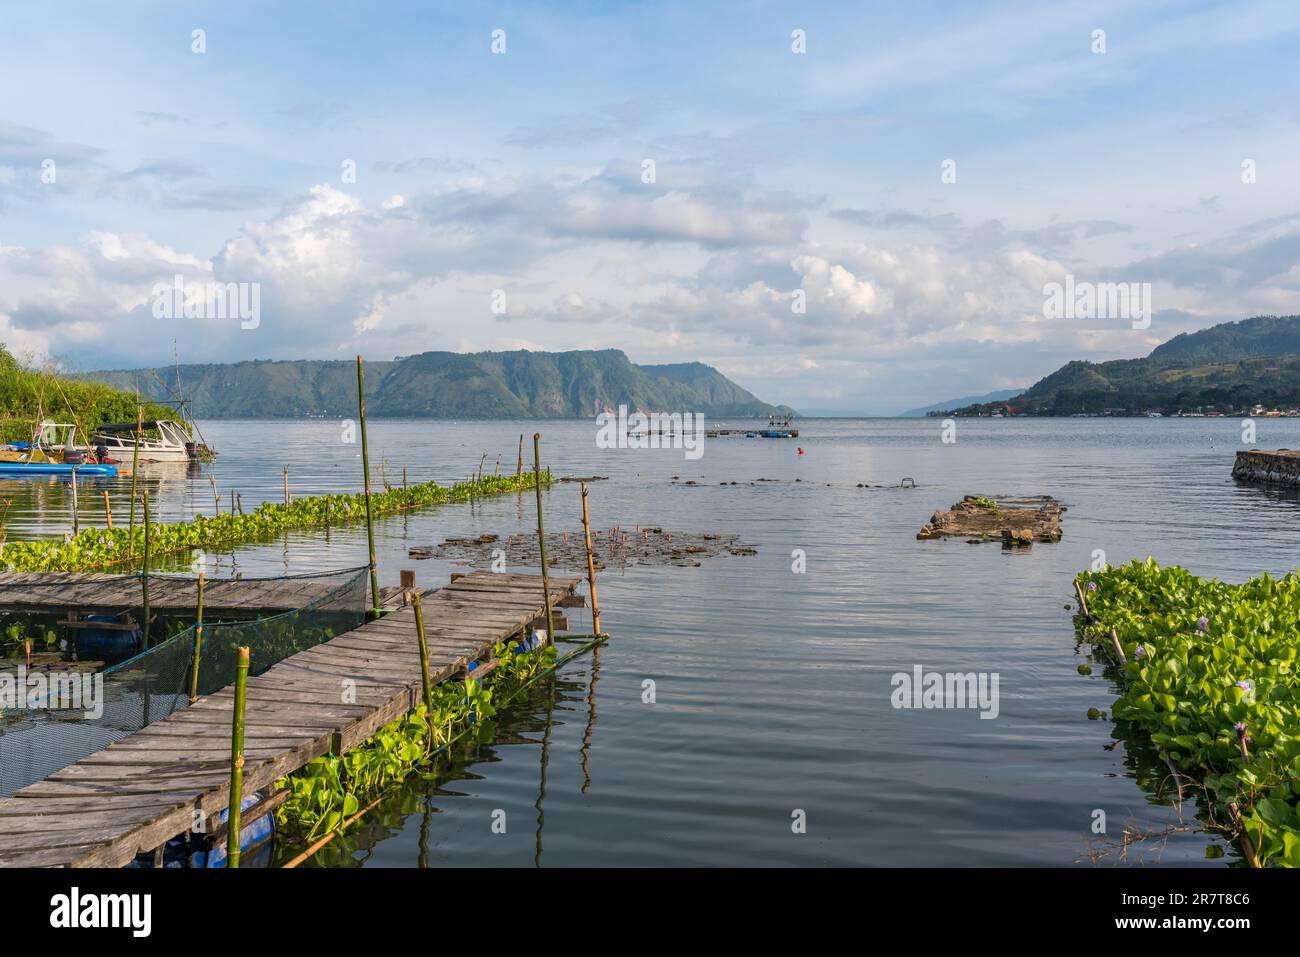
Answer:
1075;558;1300;866
0;470;552;573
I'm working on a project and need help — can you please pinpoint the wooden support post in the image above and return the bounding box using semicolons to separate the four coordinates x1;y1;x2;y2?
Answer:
129;407;141;555
102;490;112;529
141;491;151;648
411;591;435;751
533;433;554;643
189;572;205;703
227;645;250;868
69;467;79;536
357;355;380;619
580;481;601;634
403;466;408;505
283;465;290;506
517;434;524;478
230;489;235;514
400;569;416;604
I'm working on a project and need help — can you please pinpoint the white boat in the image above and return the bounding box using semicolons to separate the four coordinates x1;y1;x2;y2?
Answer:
89;419;210;463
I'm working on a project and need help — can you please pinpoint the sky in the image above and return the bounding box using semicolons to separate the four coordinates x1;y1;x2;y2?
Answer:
1;0;1299;415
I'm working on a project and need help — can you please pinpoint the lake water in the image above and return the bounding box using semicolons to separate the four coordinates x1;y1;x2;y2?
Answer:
5;417;1298;866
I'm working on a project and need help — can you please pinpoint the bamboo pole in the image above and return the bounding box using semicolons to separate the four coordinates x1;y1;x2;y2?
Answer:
129;407;141;556
69;467;79;536
533;433;554;643
141;491;151;648
189;572;205;703
403;466;408;506
102;490;112;529
357;356;380;619
411;591;435;751
283;465;290;506
1109;626;1127;666
227;645;250;868
580;481;601;634
230;489;235;514
209;475;220;515
517;434;523;478
236;492;243;515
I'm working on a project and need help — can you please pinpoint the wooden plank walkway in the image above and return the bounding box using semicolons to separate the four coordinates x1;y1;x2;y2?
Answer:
0;571;389;616
0;570;581;868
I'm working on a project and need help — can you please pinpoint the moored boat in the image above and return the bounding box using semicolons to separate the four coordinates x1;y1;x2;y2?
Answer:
90;419;213;463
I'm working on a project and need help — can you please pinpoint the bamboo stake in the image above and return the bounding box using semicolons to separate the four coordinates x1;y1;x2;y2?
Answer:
411;591;435;751
141;491;151;648
69;467;79;536
129;407;141;556
189;572;205;703
357;356;380;619
1109;626;1127;666
533;433;554;643
230;489;235;514
209;475;220;515
283;465;290;506
580;481;601;634
227;645;250;868
1228;801;1261;868
236;492;243;515
102;490;112;529
517;434;523;478
403;466;408;506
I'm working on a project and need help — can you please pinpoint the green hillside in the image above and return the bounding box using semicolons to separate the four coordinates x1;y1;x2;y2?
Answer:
944;315;1300;416
83;349;793;419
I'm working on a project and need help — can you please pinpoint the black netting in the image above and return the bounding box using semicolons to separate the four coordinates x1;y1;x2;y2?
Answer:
0;566;370;796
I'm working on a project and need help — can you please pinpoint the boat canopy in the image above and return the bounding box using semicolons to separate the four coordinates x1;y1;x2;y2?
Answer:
96;420;178;432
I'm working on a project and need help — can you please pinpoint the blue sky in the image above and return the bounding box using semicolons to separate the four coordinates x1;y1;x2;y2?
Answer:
2;0;1299;413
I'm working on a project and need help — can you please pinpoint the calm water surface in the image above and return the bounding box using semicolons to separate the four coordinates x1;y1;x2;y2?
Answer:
5;417;1298;866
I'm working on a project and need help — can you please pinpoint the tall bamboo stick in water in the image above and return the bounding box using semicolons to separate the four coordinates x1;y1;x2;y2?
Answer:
411;591;435;751
141;491;151;648
517;434;523;478
357;356;380;619
209;475;220;515
227;646;250;868
102;490;112;529
580;481;601;634
283;465;290;506
69;467;79;536
189;572;205;703
533;433;554;643
129;407;141;556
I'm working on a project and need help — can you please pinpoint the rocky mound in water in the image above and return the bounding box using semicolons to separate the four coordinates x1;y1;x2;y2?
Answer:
413;527;757;570
916;495;1065;547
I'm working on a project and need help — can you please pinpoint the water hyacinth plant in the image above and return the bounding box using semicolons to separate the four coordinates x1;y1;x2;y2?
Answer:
0;470;551;573
1075;558;1300;867
274;639;558;843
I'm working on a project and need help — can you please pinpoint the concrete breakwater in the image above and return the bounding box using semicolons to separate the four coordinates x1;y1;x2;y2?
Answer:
1232;449;1300;486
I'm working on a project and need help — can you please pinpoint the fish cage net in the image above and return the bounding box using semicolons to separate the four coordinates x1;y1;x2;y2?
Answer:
0;565;370;797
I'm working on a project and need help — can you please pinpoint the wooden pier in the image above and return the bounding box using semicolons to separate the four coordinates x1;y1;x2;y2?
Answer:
0;571;398;617
0;570;582;868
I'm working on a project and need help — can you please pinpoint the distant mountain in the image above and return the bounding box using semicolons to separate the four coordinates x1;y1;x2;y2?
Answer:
82;349;795;419
947;315;1300;416
900;389;1023;417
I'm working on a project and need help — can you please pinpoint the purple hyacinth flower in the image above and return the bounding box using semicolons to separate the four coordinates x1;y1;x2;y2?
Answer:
1236;680;1253;692
1197;616;1209;633
1087;581;1098;593
1134;646;1146;659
